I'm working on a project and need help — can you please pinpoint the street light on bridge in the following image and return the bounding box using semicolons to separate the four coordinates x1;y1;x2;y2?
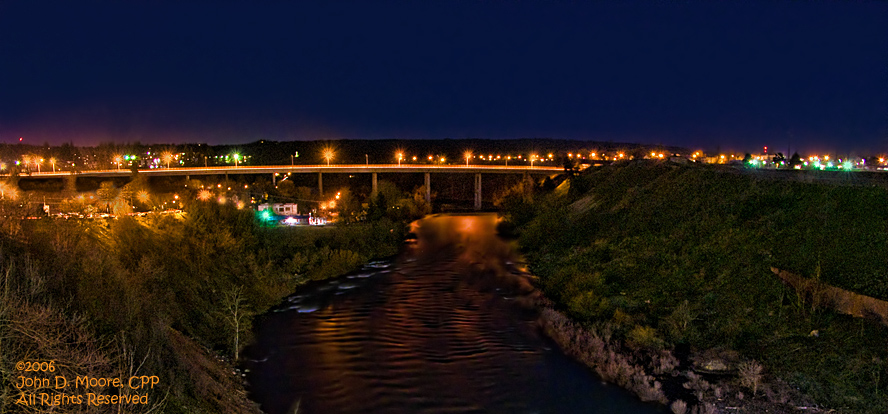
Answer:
464;151;472;167
114;155;122;171
397;152;403;166
323;148;335;166
233;153;240;168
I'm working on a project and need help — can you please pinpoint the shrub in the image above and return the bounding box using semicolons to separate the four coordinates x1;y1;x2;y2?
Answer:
652;349;679;375
670;400;688;414
627;325;664;351
739;360;764;395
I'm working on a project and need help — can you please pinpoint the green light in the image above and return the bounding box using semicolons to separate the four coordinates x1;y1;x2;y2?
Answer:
843;161;852;170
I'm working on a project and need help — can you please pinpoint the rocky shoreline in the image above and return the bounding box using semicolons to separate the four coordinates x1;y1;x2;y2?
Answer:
536;302;829;413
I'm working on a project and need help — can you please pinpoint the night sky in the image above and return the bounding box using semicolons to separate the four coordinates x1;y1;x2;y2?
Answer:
1;1;886;154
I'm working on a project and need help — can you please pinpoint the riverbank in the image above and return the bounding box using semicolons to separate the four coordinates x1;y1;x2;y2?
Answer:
0;203;406;413
502;161;888;413
537;304;826;413
515;252;821;413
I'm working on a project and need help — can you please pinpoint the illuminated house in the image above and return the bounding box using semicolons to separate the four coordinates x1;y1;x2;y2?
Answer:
257;203;298;215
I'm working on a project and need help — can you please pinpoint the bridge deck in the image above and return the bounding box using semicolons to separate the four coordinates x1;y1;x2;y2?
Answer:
14;164;568;178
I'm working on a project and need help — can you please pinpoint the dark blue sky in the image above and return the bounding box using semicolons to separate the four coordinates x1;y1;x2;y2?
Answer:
1;1;886;154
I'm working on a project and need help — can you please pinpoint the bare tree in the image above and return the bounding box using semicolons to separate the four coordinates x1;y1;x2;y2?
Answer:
222;286;250;361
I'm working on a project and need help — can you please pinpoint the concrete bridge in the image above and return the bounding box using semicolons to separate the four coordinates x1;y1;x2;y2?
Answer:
16;164;566;210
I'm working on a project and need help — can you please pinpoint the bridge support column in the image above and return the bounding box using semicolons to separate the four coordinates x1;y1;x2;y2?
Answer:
318;172;323;196
424;173;431;203
185;175;190;181
371;172;377;195
272;173;276;186
474;173;482;210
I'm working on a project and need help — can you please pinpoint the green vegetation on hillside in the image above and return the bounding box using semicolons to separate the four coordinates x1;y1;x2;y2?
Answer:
0;202;405;413
504;162;888;412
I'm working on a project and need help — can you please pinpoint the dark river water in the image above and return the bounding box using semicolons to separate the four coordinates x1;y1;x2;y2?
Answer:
243;214;664;414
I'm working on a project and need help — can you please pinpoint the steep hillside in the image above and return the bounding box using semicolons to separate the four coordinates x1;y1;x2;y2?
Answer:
508;161;888;413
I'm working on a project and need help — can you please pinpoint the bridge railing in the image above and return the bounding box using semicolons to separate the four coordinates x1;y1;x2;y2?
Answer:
13;163;569;177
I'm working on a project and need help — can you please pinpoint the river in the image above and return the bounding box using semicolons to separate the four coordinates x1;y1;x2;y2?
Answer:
242;214;664;414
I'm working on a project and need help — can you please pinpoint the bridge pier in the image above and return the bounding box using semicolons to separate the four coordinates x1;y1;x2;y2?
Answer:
372;172;377;195
424;173;431;203
318;172;323;196
272;173;276;186
474;173;482;210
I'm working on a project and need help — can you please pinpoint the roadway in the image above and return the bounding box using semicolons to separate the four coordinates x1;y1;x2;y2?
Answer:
15;164;569;178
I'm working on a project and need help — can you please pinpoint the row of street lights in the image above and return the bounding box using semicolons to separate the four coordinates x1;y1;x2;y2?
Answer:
262;147;545;167
17;156;57;173
269;149;544;167
12;148;553;173
113;151;240;169
463;151;539;167
353;150;543;167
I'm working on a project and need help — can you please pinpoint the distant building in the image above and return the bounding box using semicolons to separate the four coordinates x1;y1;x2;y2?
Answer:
257;203;298;215
282;215;313;226
281;215;326;226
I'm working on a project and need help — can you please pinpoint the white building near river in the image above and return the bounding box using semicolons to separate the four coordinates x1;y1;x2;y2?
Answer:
257;203;298;215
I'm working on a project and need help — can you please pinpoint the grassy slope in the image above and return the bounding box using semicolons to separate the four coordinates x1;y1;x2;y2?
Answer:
514;162;888;413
